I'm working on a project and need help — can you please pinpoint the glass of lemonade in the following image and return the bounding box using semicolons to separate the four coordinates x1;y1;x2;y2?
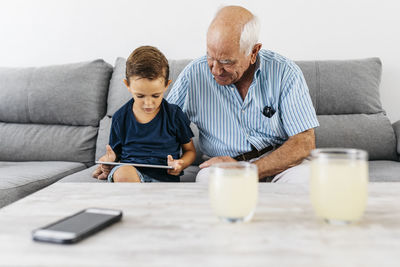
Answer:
310;148;368;224
209;162;258;223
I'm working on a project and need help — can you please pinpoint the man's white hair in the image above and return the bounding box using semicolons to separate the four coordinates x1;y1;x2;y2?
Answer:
240;16;260;55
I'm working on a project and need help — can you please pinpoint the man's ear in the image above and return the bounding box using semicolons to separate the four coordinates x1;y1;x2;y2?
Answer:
250;43;262;64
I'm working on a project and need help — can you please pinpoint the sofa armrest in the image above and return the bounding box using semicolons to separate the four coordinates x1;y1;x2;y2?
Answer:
393;120;400;155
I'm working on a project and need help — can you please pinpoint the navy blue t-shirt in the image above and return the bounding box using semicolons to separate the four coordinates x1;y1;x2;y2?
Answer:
109;99;194;182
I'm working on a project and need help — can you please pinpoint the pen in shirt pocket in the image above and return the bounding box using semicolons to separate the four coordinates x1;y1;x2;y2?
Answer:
262;106;275;118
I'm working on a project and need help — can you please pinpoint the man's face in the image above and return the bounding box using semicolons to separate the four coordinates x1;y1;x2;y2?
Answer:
206;35;252;86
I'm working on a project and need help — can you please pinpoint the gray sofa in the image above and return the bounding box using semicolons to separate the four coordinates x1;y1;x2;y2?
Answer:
1;56;399;208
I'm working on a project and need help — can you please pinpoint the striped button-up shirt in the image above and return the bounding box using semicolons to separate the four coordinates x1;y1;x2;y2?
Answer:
166;49;319;157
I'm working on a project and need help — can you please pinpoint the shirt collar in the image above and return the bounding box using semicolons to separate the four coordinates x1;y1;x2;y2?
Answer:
254;53;261;78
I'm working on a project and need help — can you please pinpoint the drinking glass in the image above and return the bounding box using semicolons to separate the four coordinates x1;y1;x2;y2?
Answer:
209;162;258;223
310;148;368;224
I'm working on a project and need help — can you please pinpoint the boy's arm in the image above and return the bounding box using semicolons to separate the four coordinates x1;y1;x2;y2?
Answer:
167;140;196;176
93;115;121;179
179;140;196;169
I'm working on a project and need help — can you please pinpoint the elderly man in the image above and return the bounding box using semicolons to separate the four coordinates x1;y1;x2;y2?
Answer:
167;6;319;183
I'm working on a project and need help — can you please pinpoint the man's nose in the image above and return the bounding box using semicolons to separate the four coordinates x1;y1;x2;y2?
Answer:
211;61;223;76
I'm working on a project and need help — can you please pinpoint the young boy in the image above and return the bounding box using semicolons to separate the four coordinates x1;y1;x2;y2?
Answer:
92;46;196;182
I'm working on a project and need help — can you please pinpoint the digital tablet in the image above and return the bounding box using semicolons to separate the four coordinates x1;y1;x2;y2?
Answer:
95;161;174;169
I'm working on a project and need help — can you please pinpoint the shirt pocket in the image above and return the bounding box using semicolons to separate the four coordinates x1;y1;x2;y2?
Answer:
254;111;284;139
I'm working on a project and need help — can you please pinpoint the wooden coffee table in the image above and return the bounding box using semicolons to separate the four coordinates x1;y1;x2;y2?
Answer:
1;182;399;266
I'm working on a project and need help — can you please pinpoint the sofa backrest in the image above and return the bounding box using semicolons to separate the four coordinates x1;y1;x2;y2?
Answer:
0;60;113;164
96;56;397;162
297;58;397;160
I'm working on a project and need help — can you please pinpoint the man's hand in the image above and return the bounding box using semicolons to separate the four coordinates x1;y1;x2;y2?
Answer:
199;156;237;169
167;155;185;176
92;145;117;180
255;129;316;178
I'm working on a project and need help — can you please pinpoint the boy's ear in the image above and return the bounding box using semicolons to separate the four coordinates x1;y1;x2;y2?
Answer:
123;79;130;89
164;79;172;91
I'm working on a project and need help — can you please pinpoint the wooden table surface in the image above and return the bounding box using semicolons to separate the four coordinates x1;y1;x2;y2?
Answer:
0;182;399;267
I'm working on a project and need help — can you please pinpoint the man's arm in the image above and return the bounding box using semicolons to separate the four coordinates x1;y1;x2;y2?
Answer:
199;129;316;179
254;129;315;178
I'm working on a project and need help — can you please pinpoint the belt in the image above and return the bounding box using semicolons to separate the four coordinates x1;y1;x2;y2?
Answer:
233;145;275;161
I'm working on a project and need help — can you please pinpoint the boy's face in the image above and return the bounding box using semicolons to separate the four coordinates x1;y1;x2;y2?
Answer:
124;76;171;116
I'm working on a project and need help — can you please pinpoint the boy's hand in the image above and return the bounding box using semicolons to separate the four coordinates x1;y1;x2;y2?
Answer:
92;145;117;180
92;166;103;179
167;155;184;176
102;144;117;162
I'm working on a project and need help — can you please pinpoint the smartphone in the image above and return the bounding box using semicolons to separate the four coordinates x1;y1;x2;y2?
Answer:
32;208;122;244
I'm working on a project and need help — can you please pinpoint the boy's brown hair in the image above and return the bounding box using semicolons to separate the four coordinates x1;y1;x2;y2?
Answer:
125;46;169;86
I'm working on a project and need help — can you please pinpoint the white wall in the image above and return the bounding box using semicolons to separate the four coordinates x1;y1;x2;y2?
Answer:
1;0;399;122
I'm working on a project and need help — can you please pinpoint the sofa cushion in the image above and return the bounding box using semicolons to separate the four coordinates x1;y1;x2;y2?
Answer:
0;161;86;208
369;161;400;182
58;165;105;183
296;58;383;115
315;114;397;160
167;59;193;95
180;165;200;182
297;58;397;162
0;122;98;164
95;116;112;160
0;59;112;164
393;120;400;156
106;58;132;117
0;59;113;126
